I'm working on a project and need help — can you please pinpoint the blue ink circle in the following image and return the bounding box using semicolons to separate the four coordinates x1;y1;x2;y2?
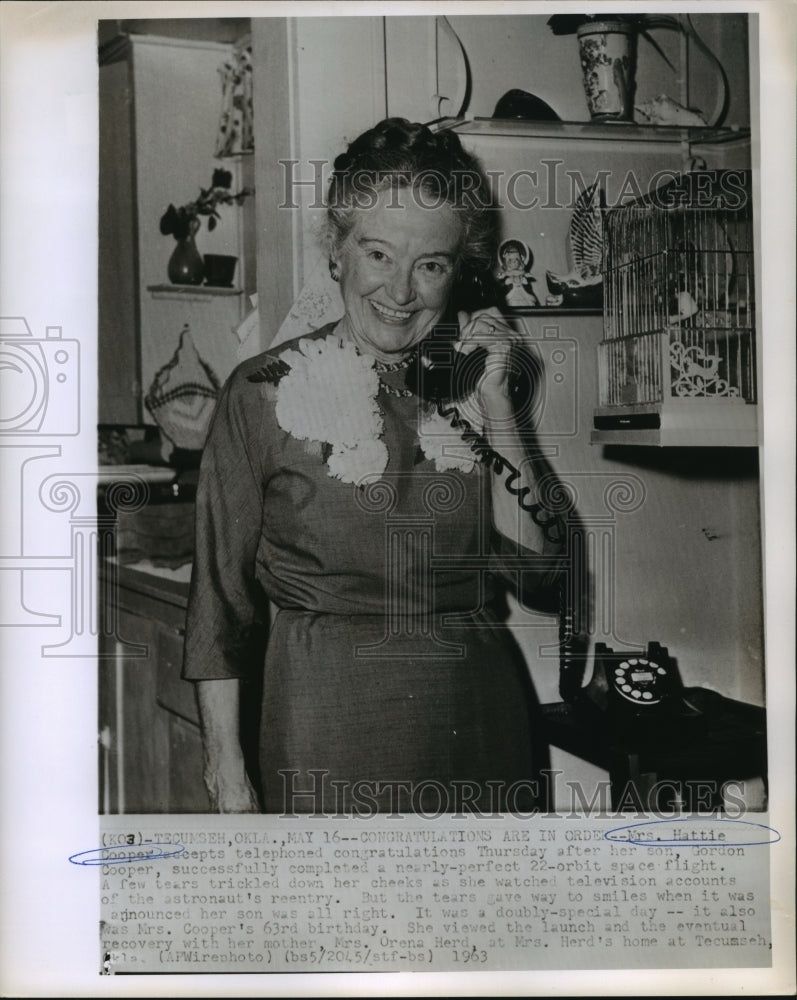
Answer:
605;818;780;848
69;843;186;866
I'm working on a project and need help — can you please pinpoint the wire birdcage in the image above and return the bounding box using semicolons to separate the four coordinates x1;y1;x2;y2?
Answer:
598;171;756;439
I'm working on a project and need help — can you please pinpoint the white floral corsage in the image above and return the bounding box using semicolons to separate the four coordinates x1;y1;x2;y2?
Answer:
274;333;484;482
275;335;388;484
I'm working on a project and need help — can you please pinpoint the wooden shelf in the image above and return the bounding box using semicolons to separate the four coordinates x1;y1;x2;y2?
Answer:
438;116;750;147
147;284;243;300
591;400;759;448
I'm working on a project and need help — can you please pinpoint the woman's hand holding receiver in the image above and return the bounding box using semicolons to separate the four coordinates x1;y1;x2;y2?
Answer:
456;307;525;414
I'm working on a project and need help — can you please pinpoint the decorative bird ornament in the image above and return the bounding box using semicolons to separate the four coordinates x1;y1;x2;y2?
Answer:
546;181;604;308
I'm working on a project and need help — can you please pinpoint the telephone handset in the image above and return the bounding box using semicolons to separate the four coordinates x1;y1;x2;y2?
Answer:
404;266;494;403
404;266;541;407
404;267;562;544
404;317;489;404
407;271;575;691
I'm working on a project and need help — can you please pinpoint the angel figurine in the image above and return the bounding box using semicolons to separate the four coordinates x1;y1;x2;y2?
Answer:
497;238;540;308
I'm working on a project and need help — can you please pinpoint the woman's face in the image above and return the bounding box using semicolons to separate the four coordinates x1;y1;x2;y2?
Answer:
334;186;463;360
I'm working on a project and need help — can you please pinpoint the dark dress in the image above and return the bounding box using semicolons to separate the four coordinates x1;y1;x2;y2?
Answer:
183;325;556;814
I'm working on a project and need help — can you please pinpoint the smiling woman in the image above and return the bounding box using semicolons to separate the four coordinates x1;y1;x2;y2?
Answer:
182;118;565;815
332;187;461;359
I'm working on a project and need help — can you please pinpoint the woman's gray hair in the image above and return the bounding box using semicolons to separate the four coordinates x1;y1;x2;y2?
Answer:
324;118;498;278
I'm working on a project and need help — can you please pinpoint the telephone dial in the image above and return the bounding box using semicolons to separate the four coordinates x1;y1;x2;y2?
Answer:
572;641;703;724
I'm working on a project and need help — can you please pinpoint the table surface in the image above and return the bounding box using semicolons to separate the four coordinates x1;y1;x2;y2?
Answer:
540;688;767;773
102;556;192;609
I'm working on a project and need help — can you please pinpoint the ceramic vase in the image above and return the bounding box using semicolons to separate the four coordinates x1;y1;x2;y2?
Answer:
167;220;204;285
577;20;637;121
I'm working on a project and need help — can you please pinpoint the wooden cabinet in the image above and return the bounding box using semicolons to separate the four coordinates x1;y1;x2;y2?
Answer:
99;564;210;813
99;32;255;424
98;53;140;424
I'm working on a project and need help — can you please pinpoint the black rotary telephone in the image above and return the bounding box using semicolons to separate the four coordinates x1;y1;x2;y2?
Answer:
568;640;704;726
556;527;699;720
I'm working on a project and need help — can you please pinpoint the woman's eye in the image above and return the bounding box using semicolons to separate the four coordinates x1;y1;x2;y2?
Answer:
419;261;445;276
367;250;388;263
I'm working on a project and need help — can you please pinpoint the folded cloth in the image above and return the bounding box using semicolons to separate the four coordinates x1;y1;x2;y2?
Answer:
145;325;220;451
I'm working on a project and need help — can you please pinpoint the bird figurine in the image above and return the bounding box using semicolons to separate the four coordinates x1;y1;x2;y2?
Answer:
683;348;721;380
670;342;737;397
635;94;708;127
546;181;604;308
668;290;700;324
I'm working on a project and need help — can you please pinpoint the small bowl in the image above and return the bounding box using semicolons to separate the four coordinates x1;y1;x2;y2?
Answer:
203;254;238;288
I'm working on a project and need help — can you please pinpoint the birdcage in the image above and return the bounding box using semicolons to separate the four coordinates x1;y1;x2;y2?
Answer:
594;171;756;446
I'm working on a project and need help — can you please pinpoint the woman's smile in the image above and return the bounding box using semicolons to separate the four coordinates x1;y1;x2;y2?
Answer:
368;300;414;323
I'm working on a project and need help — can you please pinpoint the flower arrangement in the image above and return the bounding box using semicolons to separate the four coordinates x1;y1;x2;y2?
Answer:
159;168;251;241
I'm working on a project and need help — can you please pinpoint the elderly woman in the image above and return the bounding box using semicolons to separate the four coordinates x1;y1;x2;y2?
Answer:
183;118;564;815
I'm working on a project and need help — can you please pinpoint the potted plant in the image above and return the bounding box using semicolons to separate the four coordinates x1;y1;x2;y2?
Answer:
159;168;251;285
